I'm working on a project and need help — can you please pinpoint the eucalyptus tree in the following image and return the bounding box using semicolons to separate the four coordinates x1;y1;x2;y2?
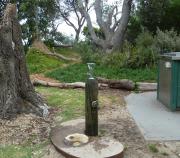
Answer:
56;0;91;42
77;0;133;52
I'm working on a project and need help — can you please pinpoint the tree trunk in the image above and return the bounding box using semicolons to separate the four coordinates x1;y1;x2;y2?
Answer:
0;4;48;119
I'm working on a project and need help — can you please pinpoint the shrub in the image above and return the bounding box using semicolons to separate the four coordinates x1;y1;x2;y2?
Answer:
155;29;180;53
74;41;102;64
101;52;127;68
125;31;158;68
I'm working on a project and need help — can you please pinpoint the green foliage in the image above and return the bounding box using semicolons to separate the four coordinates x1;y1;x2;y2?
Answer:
137;0;169;33
74;41;102;64
135;0;180;34
161;0;180;33
126;15;142;44
129;31;158;68
104;30;180;69
101;52;129;68
26;48;64;73
44;32;74;47
76;31;158;69
5;0;58;46
76;30;160;69
155;29;180;53
45;63;157;83
83;26;105;41
148;144;159;153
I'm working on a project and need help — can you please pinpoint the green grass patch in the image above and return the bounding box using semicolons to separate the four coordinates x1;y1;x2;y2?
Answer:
36;86;122;121
26;48;65;74
148;144;159;153
45;63;157;83
36;87;85;121
0;143;45;158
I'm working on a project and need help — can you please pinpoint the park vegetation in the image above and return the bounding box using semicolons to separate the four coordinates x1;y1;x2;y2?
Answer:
0;1;180;157
0;0;180;116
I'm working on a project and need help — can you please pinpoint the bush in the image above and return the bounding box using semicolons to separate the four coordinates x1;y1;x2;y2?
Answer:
155;29;180;53
75;29;180;69
75;37;158;69
74;41;102;64
126;31;158;68
101;52;128;68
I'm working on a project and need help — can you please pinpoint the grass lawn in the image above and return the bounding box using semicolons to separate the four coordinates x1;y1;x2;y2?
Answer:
0;143;46;158
45;63;157;83
36;87;85;121
26;48;65;74
35;86;122;121
26;47;157;83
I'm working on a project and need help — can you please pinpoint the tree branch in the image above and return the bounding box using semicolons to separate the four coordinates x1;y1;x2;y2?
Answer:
77;0;104;46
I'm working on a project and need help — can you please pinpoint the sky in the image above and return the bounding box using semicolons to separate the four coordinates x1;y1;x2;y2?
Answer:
57;0;123;40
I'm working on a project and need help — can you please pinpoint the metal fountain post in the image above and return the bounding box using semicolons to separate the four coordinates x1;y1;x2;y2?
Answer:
85;63;98;136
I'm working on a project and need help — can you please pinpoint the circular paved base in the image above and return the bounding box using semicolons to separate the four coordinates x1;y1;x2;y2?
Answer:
50;119;124;158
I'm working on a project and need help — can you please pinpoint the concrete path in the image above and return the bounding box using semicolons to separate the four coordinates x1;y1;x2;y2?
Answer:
125;92;180;141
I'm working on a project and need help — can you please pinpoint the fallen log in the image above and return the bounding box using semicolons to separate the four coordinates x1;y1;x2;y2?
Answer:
32;79;108;89
45;52;80;62
136;82;157;91
97;77;135;90
32;78;156;91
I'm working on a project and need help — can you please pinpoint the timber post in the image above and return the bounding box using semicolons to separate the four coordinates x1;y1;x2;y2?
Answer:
85;63;98;136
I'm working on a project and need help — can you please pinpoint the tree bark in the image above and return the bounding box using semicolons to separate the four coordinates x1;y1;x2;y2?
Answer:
0;4;48;119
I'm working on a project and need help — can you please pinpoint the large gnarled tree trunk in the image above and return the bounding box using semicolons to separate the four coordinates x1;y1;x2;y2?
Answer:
0;4;48;119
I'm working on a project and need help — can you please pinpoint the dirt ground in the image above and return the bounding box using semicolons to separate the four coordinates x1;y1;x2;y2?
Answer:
0;89;180;158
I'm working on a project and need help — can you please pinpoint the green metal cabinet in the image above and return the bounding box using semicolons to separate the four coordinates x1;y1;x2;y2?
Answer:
157;52;180;111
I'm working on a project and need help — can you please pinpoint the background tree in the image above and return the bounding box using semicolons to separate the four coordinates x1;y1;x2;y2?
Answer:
125;2;143;45
18;0;58;46
56;0;91;42
161;0;180;33
0;0;58;46
0;4;48;118
78;0;133;52
137;0;169;33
